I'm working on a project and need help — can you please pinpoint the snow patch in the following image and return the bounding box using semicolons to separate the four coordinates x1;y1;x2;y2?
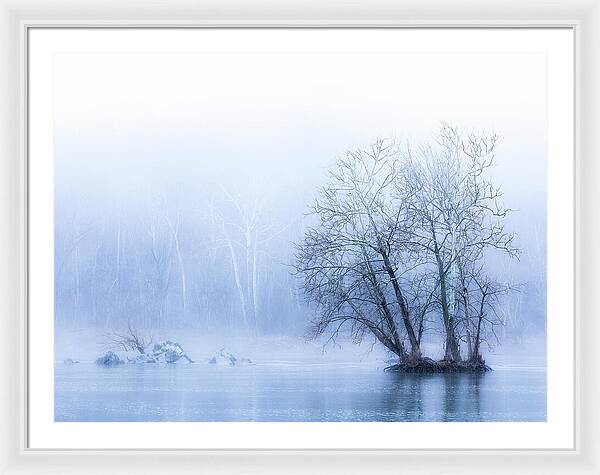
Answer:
151;340;194;364
208;349;252;366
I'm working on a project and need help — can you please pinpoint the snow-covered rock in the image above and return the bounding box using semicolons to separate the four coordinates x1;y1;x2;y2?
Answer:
95;351;124;366
127;354;158;364
122;340;193;364
208;349;252;366
151;340;193;363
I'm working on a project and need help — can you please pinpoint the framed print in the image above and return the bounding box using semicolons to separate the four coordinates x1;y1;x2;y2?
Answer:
26;26;573;449
0;0;598;474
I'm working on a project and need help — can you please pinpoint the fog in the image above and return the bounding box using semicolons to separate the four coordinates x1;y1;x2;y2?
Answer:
54;51;547;362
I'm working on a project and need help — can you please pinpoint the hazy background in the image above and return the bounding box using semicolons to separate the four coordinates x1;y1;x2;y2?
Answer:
54;51;547;363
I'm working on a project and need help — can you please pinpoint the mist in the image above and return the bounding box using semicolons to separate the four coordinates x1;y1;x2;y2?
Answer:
53;51;547;364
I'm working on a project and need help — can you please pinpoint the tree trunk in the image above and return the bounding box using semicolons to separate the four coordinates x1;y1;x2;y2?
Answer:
380;249;421;359
431;227;461;362
169;215;186;325
464;298;473;361
460;268;473;360
361;248;407;359
222;223;250;333
437;260;461;361
472;315;483;363
347;298;408;361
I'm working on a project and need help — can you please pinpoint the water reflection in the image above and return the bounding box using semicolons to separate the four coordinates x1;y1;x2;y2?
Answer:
55;363;546;422
382;372;492;422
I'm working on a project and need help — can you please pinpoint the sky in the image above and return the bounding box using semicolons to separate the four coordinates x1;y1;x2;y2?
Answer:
54;51;546;208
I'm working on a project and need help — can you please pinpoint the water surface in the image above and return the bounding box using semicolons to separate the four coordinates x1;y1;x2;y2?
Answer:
55;362;545;422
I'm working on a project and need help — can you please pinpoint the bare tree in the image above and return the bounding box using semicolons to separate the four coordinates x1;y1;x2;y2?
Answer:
161;195;187;325
145;193;174;328
458;268;512;363
103;322;153;355
215;189;262;337
397;124;518;362
295;140;422;361
216;187;293;338
404;270;439;346
295;126;519;368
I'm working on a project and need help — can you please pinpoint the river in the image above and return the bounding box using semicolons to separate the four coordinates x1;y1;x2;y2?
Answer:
55;361;546;422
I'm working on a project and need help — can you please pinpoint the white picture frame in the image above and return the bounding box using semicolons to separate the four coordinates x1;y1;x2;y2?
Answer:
0;0;598;473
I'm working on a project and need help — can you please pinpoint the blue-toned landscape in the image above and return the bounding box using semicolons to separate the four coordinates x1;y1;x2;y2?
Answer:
54;51;547;422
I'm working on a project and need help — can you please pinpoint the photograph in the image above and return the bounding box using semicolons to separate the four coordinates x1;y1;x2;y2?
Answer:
52;43;548;423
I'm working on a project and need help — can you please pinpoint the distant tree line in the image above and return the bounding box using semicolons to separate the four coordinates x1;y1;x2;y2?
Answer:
54;185;305;336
